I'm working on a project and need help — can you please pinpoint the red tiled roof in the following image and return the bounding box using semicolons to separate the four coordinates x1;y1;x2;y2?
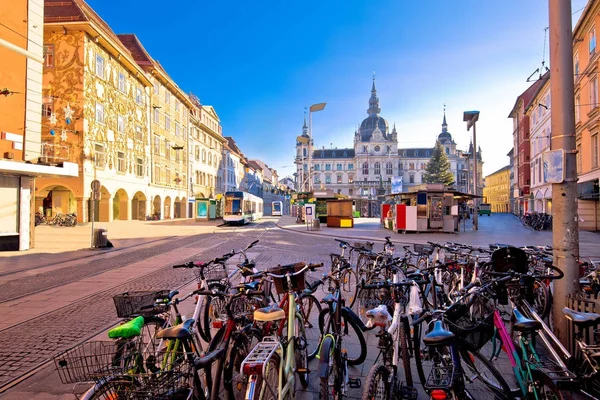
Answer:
225;136;243;157
117;34;153;67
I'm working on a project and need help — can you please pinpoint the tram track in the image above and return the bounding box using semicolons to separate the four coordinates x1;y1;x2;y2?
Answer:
0;221;272;394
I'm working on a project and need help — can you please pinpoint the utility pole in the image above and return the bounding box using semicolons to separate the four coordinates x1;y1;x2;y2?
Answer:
549;0;579;344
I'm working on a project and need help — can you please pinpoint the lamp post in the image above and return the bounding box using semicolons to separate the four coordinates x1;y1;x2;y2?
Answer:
463;110;480;230
308;102;326;193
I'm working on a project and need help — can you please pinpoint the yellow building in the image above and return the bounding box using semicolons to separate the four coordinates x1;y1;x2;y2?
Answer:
573;2;600;231
118;34;192;219
37;0;153;222
483;165;510;213
0;0;78;250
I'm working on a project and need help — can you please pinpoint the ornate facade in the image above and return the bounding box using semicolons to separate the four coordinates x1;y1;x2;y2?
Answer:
37;0;153;223
295;79;483;199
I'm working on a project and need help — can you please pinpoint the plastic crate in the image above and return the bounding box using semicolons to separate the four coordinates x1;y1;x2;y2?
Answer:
112;290;171;318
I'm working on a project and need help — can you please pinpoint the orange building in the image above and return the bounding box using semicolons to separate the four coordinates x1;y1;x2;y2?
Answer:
573;2;600;231
0;0;77;251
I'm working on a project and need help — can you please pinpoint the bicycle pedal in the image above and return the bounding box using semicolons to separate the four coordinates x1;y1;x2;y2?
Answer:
296;367;310;374
348;378;361;388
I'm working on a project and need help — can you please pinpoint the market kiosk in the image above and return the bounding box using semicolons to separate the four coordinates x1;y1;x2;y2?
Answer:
383;184;476;233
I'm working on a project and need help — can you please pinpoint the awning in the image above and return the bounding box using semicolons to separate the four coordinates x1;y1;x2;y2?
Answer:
0;160;79;178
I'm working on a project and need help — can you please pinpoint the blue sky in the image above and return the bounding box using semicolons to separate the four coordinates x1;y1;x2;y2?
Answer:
88;0;588;178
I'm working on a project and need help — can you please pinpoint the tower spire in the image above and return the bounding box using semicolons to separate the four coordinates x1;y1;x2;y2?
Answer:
442;104;448;132
367;72;381;116
301;109;308;137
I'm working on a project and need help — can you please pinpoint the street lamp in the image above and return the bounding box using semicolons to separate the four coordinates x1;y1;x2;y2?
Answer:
308;102;326;193
463;110;480;230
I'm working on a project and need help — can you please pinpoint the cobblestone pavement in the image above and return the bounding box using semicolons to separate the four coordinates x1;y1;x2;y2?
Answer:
1;216;592;399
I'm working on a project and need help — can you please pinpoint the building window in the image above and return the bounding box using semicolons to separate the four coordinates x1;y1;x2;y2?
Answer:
576;95;580;122
337;163;343;171
398;162;403;170
42;96;54;117
175;123;180;137
349;175;354;183
409;174;415;184
363;145;367;153
165;91;170;105
94;144;105;168
95;102;105;124
136;88;143;105
374;162;381;175
349;188;353;196
164;141;170;159
315;164;320;171
135;126;143;142
362;162;369;175
153;135;160;154
43;45;54;67
155;165;161;184
195;145;200;161
314;176;319;184
175;102;180;112
117;115;125;133
202;149;206;163
153;108;159;123
590;27;597;57
208;152;212;165
95;54;105;79
118;73;126;92
386;162;393;175
337;175;342;183
348;163;354;170
326;175;331;184
325;164;331;171
136;157;143;177
165;115;171;131
153;81;159;95
117;151;126;173
166;169;171;185
593;134;599;168
592;77;598;109
409;162;415;170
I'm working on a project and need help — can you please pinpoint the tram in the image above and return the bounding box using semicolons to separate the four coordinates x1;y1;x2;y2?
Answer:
272;201;283;216
223;191;263;224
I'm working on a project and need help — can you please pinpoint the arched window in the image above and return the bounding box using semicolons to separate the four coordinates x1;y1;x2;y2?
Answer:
446;147;449;154
303;148;307;157
386;162;393;175
374;162;381;175
343;151;348;157
398;162;403;171
363;146;367;153
362;162;369;175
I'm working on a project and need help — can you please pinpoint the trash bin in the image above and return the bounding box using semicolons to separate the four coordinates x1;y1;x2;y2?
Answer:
93;228;108;248
312;219;320;231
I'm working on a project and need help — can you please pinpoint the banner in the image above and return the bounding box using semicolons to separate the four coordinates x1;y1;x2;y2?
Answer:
391;176;403;194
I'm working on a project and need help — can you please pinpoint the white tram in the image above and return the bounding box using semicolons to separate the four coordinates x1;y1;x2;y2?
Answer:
223;191;263;224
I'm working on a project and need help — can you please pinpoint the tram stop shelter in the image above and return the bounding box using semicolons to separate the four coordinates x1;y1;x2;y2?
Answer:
382;184;481;233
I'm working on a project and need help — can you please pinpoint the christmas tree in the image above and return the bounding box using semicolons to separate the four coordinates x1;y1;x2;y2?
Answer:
423;141;455;186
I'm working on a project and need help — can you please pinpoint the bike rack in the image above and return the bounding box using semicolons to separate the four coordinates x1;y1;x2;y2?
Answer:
240;336;280;377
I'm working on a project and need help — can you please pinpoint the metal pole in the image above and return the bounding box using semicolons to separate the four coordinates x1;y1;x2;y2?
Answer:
308;111;313;193
473;122;479;230
549;0;579;344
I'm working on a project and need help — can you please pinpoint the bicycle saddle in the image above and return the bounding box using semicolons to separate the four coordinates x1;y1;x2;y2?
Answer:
512;308;541;332
156;318;195;340
253;305;285;322
562;307;600;328
423;320;455;346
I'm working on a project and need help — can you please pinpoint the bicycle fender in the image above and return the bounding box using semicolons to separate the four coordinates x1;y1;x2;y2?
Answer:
342;307;370;332
317;335;335;378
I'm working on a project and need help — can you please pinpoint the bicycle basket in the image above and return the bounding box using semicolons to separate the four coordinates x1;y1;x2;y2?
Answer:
413;243;432;255
53;340;143;384
112;290;171;318
491;246;528;273
353;242;374;252
99;360;193;400
194;263;227;283
445;300;495;350
269;262;306;294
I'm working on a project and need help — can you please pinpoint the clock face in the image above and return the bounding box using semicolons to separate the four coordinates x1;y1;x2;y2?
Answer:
374;145;380;152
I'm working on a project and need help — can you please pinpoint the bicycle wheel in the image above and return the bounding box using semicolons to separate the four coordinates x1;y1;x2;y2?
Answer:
223;327;262;400
458;344;514;400
340;268;358;309
247;352;280;400
362;363;391;400
199;282;228;343
356;253;372;282
299;293;322;361
140;316;167;372
532;279;551;320
413;315;434;387
581;357;600;397
282;314;309;388
319;337;341;400
399;317;413;388
318;307;367;366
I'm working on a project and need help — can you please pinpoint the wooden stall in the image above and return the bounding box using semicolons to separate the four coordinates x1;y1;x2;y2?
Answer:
326;199;354;228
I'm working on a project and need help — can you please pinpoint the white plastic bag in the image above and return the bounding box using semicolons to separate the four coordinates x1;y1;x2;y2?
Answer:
365;304;392;328
408;282;423;315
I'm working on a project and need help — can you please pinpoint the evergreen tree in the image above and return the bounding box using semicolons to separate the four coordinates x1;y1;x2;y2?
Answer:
423;141;455;186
